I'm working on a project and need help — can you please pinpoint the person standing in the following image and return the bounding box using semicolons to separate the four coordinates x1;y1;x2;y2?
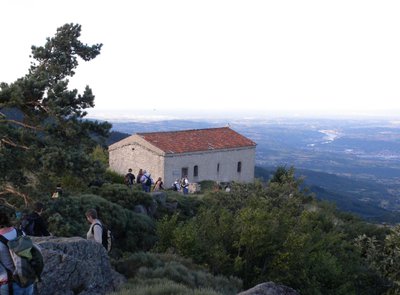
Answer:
140;170;152;193
85;209;102;245
21;202;50;237
181;176;189;195
136;169;144;184
0;211;35;295
172;179;181;192
125;168;135;188
153;177;164;191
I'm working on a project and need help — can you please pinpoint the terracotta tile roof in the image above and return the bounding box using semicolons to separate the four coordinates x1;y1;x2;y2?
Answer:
137;127;256;154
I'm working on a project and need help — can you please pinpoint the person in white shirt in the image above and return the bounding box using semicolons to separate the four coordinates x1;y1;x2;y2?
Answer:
181;176;189;195
85;209;102;245
140;170;152;193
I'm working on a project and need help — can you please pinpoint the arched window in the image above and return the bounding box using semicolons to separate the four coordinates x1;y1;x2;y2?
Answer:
237;161;242;173
194;165;198;177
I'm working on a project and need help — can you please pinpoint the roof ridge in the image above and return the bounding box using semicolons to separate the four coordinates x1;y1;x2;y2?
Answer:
137;126;230;135
133;127;255;154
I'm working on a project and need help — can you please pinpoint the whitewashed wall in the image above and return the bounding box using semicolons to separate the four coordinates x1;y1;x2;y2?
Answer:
163;147;255;186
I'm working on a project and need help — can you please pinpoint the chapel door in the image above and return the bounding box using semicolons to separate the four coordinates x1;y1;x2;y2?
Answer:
181;167;188;178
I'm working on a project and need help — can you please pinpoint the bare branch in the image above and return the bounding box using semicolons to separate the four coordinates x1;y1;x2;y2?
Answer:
0;138;30;150
0;197;17;209
0;119;41;130
0;185;31;207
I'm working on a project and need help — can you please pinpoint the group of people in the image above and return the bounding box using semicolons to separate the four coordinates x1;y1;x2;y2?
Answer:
124;168;165;193
0;202;112;295
125;168;190;195
173;176;189;195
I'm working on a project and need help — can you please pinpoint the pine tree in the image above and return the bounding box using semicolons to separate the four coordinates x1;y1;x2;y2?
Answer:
0;23;111;205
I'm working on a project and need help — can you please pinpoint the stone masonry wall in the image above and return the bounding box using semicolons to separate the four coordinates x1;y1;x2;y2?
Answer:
109;135;165;181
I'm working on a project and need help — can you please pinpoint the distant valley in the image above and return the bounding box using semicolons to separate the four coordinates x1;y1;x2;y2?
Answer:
104;117;400;223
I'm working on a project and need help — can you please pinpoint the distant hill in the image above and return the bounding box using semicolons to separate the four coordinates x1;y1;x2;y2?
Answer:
106;131;130;146
255;165;400;223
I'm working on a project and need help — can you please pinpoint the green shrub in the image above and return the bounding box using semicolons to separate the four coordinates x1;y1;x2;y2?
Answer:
95;183;153;209
104;169;125;184
110;278;223;295
113;252;163;278
198;180;217;193
164;193;204;220
43;194;157;253
113;252;242;295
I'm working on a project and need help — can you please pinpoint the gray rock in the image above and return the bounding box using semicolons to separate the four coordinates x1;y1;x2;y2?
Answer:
151;191;167;206
33;236;126;295
237;282;299;295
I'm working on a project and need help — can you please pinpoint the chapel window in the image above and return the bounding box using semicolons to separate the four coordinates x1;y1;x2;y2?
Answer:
237;161;242;173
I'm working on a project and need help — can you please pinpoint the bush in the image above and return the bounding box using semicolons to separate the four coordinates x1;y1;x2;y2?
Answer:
110;278;223;295
94;183;153;209
198;180;217;193
43;194;157;253
104;169;125;184
113;252;242;295
164;193;204;220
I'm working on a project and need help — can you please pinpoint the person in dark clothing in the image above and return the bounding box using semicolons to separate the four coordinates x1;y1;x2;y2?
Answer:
22;202;50;237
125;168;135;187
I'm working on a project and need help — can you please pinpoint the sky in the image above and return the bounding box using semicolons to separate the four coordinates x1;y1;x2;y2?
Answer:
1;0;400;120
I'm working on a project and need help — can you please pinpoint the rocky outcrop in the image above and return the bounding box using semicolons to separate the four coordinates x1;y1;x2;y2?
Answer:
33;236;126;295
238;282;299;295
136;192;178;217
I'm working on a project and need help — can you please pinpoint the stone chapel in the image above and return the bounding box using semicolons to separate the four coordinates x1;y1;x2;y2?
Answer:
108;127;256;187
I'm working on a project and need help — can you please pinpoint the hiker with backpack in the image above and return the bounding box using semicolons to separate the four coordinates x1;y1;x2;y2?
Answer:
140;170;153;193
85;209;112;252
124;168;135;188
0;210;43;295
20;202;50;237
85;209;103;245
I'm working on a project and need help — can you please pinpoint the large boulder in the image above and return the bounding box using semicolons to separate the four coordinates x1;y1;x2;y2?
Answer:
237;282;299;295
33;236;126;295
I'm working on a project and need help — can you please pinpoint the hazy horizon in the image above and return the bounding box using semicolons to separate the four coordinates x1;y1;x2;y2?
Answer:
87;107;400;122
